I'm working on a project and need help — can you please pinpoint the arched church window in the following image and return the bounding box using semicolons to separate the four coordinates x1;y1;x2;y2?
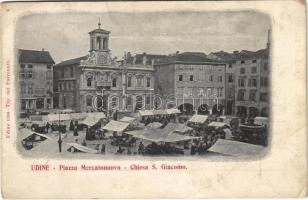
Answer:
86;95;92;106
97;36;101;49
112;78;117;87
87;77;92;87
103;38;107;49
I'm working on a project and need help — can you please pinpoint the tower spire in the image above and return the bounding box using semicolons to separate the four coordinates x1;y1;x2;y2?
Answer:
98;17;101;29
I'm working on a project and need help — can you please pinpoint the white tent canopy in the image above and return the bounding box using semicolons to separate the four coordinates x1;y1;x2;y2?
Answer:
103;120;130;132
87;112;106;119
126;128;199;143
81;117;100;127
209;139;264;156
69;113;88;120
119;116;136;123
163;123;193;133
66;143;99;154
208;122;229;128
146;122;163;129
188;115;208;124
138;110;154;116
165;108;181;114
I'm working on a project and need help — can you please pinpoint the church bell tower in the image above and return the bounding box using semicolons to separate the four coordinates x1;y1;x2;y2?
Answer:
88;19;111;65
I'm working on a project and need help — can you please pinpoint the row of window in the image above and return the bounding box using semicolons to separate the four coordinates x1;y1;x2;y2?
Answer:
238;77;268;87
20;71;52;80
177;87;224;97
239;59;258;64
20;64;52;69
178;74;223;82
240;66;257;74
239;63;268;73
178;65;220;71
58;81;75;91
237;90;268;102
85;95;151;107
20;84;52;95
86;76;151;88
58;67;74;79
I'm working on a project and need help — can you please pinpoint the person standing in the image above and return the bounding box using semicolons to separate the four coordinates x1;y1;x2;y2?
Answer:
101;144;106;154
73;125;78;136
46;122;50;133
58;134;62;153
69;120;74;131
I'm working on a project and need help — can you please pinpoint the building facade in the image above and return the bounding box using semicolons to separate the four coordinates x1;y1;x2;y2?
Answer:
18;49;55;113
234;49;269;118
53;24;158;113
154;52;227;115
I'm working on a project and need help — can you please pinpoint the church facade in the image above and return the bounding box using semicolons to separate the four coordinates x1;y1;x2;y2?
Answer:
53;23;157;114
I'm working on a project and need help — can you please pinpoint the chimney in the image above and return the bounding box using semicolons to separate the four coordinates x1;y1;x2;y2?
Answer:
176;51;180;55
42;48;45;51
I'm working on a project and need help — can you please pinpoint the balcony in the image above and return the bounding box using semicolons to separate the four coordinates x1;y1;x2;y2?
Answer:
96;81;112;90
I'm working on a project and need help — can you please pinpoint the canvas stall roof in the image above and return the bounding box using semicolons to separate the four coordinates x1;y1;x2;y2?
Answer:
45;114;59;122
119;116;136;123
146;122;163;129
66;143;99;154
30;115;43;121
103;120;130;132
152;110;168;115
60;109;74;113
188;115;208;123
208;122;229;128
19;128;54;141
31;121;46;126
87;112;106;119
60;114;71;121
81;117;100;127
254;117;268;126
138;110;154;116
209;139;264;156
163;123;193;133
165;108;181;114
126;128;198;143
69;113;88;120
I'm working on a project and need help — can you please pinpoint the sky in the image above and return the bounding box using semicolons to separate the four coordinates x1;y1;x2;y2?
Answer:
16;11;270;63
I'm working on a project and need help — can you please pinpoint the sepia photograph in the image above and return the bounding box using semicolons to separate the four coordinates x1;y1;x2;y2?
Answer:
1;1;307;199
16;11;271;158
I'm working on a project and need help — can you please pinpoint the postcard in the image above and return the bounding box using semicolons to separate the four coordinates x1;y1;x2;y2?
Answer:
1;1;307;198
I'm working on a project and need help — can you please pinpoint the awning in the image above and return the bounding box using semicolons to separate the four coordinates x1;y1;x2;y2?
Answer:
19;128;54;141
45;114;59;122
152;110;168;115
69;113;88;120
31;121;46;126
60;114;71;121
163;123;193;133
81;117;100;127
126;128;199;143
87;112;106;119
66;143;99;154
254;117;268;126
165;108;181;114
30;115;43;121
103;120;130;132
146;122;163;129
60;109;74;113
188;114;208;124
208;122;229;128
138;110;154;116
119;116;136;123
209;139;264;156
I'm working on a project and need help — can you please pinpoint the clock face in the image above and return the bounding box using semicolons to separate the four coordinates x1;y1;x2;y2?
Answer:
98;53;108;64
